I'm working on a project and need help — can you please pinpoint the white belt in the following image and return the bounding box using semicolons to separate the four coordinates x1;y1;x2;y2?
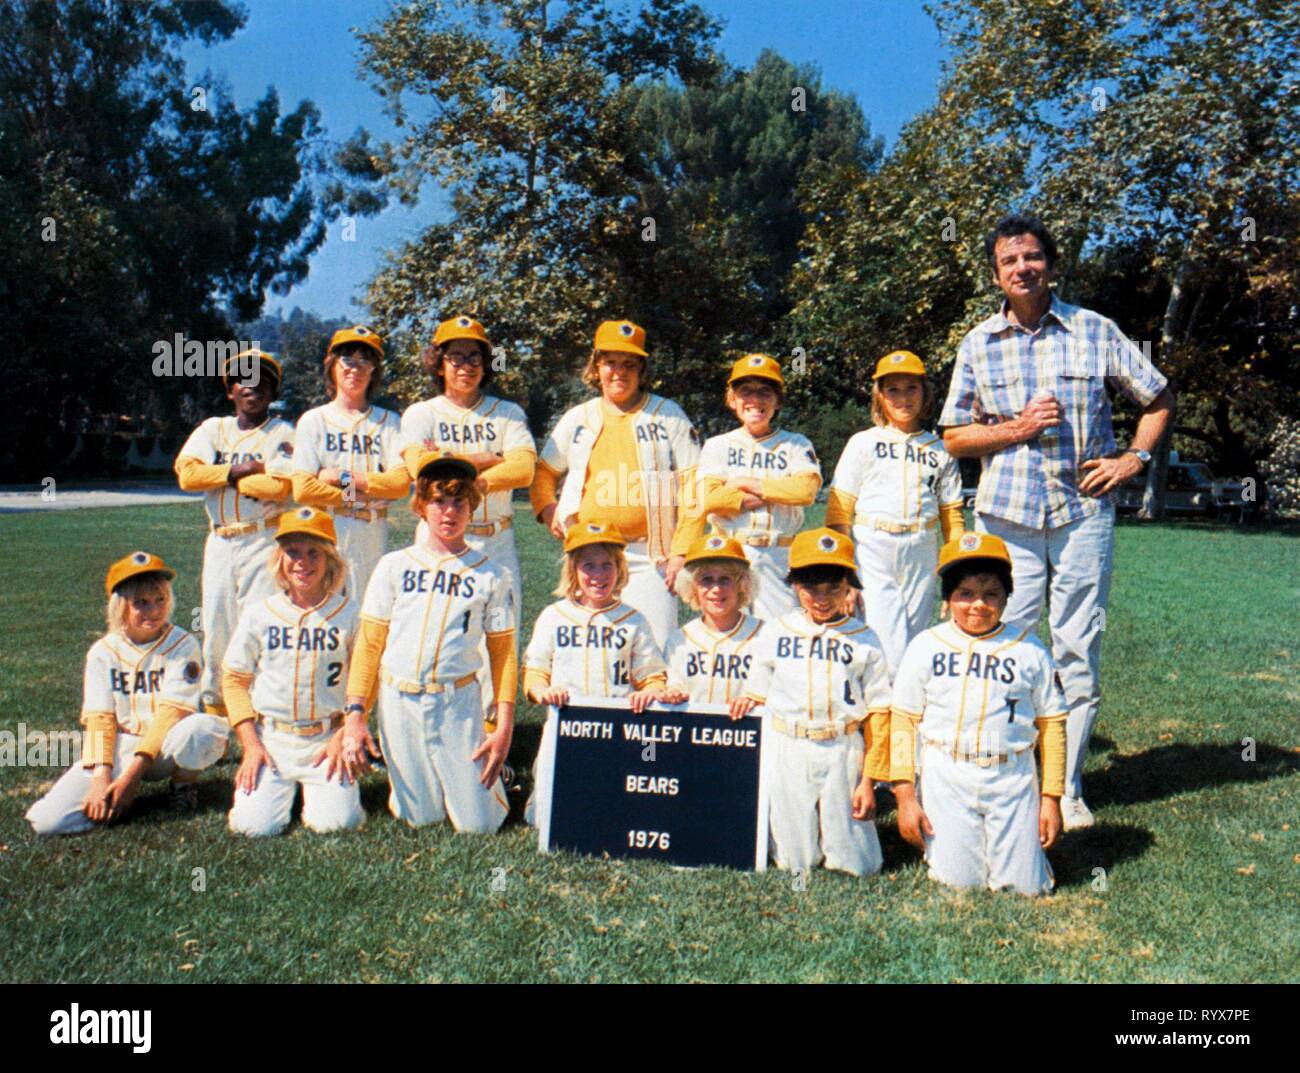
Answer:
212;513;282;538
770;715;863;740
466;517;512;537
380;668;477;695
730;531;793;548
857;516;937;535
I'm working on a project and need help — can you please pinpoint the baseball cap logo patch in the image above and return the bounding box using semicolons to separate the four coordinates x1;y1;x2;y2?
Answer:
706;536;724;549
892;353;906;363
353;325;372;336
298;507;314;520
960;533;982;551
457;316;471;327
619;323;634;337
748;356;764;366
131;552;149;565
818;535;837;552
587;523;603;534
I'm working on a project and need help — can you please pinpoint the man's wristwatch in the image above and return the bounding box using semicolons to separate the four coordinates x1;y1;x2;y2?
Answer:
344;703;365;717
1125;448;1152;470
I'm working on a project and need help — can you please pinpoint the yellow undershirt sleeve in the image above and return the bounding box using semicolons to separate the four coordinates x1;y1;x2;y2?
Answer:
236;474;293;501
522;667;552;704
401;444;425;475
293;470;344;508
760;471;821;506
175;455;231;491
939;501;966;543
346;618;390;700
80;711;117;768
890;708;921;784
135;702;192;761
363;467;413;500
702;476;746;515
483;448;536;493
862;709;892;780
825;488;857;529
530;458;563;519
632;671;668;691
485;630;519;705
1035;716;1067;798
222;669;258;730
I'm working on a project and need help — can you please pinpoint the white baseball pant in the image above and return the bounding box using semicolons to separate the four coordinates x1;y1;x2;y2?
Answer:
976;504;1114;799
766;726;882;877
334;514;388;601
523;711;557;827
200;529;280;713
26;715;229;836
743;543;798;622
228;723;364;837
852;522;939;676
376;680;509;832
917;744;1054;896
621;540;677;650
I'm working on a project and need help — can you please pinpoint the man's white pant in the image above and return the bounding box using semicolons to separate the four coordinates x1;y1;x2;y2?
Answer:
26;715;229;836
918;744;1054;896
621;540;677;650
200;529;279;713
977;505;1114;799
335;514;388;601
852;523;939;676
376;680;508;833
744;544;798;622
416;520;523;722
228;723;364;837
766;726;882;877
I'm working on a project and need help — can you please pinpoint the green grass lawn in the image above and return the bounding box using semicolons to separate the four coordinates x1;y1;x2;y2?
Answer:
1;502;1297;982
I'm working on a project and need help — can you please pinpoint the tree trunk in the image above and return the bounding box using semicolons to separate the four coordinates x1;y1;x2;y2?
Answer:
1139;254;1189;520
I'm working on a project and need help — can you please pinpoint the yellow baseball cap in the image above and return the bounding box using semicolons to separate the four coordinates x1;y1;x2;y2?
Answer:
788;527;858;573
683;533;749;566
221;349;283;391
727;353;784;389
872;350;926;379
564;520;627;554
593;320;648;358
411;448;478;483
328;325;385;361
433;315;491;350
276;507;338;545
105;551;176;596
937;532;1013;577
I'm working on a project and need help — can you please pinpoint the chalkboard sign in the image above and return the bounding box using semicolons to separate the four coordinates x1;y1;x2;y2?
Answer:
536;697;768;871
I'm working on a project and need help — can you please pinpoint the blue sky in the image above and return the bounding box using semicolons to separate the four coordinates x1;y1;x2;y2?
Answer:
181;1;945;320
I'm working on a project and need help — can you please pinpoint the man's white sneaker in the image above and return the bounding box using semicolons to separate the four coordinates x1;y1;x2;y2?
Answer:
1061;796;1095;831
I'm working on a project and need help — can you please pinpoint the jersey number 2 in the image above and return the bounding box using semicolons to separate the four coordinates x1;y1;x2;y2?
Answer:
325;662;343;687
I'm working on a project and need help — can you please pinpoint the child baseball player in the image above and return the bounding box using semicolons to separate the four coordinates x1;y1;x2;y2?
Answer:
522;521;668;825
175;350;296;716
293;326;410;598
889;532;1067;897
735;528;892;877
223;508;371;837
671;355;821;621
661;534;763;711
344;450;517;833
827;350;965;675
26;553;229;835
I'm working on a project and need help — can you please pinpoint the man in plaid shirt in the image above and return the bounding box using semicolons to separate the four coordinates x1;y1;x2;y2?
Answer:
939;214;1175;830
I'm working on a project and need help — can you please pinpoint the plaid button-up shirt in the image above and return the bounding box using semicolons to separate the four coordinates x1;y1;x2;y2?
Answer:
938;294;1167;529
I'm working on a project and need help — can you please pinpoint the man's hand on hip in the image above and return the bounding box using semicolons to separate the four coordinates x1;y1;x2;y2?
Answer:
1079;452;1143;496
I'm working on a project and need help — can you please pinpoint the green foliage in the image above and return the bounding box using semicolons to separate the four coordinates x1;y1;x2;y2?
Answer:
0;0;384;478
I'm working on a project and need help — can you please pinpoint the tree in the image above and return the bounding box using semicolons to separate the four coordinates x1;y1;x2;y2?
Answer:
0;0;384;478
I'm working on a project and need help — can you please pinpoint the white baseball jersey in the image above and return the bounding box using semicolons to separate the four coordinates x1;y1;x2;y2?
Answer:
400;394;536;523
831;427;962;525
696;427;821;538
223;592;359;722
178;416;296;526
294;403;405;511
892;620;1068;759
523;599;665;696
745;612;891;724
82;625;202;735
362;544;516;685
664;614;763;704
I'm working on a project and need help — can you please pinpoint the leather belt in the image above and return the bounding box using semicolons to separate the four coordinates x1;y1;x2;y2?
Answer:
734;532;794;548
212;513;283;538
467;517;513;537
380;668;477;695
262;713;342;738
862;517;938;535
332;504;388;523
931;742;1011;767
771;715;863;740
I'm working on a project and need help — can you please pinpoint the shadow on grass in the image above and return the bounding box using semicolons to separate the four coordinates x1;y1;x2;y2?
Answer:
1051;823;1155;889
1087;741;1300;809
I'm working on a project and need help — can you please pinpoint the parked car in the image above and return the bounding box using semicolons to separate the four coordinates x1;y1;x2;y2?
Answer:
1116;461;1255;521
